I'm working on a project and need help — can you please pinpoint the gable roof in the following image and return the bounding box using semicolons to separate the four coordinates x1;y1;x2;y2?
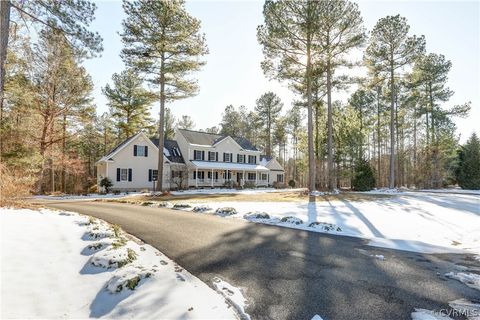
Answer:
260;155;273;165
97;132;184;164
178;129;258;151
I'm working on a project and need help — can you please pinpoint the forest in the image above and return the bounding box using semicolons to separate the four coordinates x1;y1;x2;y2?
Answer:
0;0;478;197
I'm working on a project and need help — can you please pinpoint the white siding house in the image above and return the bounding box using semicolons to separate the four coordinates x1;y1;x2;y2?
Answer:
95;132;187;192
95;129;285;191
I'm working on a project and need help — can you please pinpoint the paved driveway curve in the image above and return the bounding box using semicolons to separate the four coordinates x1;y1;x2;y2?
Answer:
43;200;478;320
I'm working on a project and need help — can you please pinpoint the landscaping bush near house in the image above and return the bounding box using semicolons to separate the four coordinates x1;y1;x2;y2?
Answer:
352;159;376;191
280;216;303;225
273;181;286;189
215;207;237;217
288;180;296;188
243;181;256;189
99;177;113;193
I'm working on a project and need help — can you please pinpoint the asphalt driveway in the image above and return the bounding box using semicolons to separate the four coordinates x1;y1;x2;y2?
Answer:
42;200;479;320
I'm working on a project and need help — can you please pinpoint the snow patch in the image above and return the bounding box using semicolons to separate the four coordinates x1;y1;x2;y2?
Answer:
445;272;480;291
213;277;250;320
411;308;453;319
311;316;324;320
215;207;238;217
449;299;480;320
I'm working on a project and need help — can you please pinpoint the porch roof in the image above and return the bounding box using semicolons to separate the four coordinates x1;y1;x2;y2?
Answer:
190;160;269;172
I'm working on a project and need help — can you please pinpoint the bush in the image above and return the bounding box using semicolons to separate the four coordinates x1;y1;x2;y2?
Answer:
273;181;286;189
99;177;113;193
456;133;480;190
215;207;237;217
0;163;34;206
288;180;296;188
243;181;256;189
352;159;376;191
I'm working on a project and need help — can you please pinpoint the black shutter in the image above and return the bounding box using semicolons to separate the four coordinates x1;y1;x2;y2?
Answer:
128;168;132;181
237;154;239;163
145;146;148;157
193;171;196;179
148;169;152;182
134;145;137;156
202;151;205;160
216;152;218;161
230;153;233;162
254;156;257;164
116;168;121;181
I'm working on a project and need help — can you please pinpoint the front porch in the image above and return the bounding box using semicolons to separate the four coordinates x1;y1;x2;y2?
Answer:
188;161;270;188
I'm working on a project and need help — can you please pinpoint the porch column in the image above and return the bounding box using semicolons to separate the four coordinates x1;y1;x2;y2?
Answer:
195;167;198;188
227;169;229;182
255;171;257;186
211;168;214;187
243;170;245;187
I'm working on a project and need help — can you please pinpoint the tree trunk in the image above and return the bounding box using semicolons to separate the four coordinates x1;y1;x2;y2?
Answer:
326;59;334;191
413;102;417;186
376;86;381;187
62;113;67;193
0;0;11;156
306;40;315;192
389;64;395;189
156;56;166;192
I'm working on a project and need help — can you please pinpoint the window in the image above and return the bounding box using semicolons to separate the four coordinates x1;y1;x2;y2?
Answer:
208;171;219;180
248;155;256;164
117;168;132;182
152;170;158;181
261;173;268;181
208;151;217;161
223;152;232;162
121;169;128;181
223;170;232;180
277;174;284;182
247;173;256;181
193;171;205;180
134;145;148;157
237;154;245;163
194;150;204;160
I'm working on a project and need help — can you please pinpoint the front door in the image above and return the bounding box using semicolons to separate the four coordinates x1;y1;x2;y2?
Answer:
237;172;243;184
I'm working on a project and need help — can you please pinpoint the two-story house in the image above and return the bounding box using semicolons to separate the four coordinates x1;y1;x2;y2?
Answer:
175;129;279;188
95;129;285;191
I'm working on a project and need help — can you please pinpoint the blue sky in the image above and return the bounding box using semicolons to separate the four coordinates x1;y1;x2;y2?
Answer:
83;0;479;142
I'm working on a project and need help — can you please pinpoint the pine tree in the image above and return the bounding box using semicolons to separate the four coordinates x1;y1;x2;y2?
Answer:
164;107;176;140
456;133;480;190
121;0;208;191
365;15;425;189
316;0;365;191
352;159;376;191
103;69;155;139
257;0;321;191
255;92;283;157
177;115;195;130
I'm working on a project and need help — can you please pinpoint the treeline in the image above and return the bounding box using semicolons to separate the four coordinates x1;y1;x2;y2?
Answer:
0;0;478;197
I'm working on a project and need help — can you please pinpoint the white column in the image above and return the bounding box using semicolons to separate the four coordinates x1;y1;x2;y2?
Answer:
255;171;257;186
195;167;198;188
211;169;214;187
243;170;245;187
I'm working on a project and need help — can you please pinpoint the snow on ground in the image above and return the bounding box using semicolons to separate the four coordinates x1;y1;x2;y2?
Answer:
166;192;480;255
213;278;251;320
449;299;480;320
445;272;480;291
0;208;237;319
411;308;453;320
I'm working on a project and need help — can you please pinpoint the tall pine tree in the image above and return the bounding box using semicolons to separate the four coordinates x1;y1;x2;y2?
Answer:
121;0;208;191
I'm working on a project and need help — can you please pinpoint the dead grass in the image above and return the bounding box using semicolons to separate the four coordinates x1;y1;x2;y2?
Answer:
118;190;392;203
0;163;35;207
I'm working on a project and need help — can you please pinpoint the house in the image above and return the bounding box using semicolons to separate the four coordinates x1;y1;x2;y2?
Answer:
175;129;285;188
95;132;187;191
95;129;285;191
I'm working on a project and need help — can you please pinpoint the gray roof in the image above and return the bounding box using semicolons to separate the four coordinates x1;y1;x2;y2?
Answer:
150;138;185;163
178;129;258;151
260;155;273;163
